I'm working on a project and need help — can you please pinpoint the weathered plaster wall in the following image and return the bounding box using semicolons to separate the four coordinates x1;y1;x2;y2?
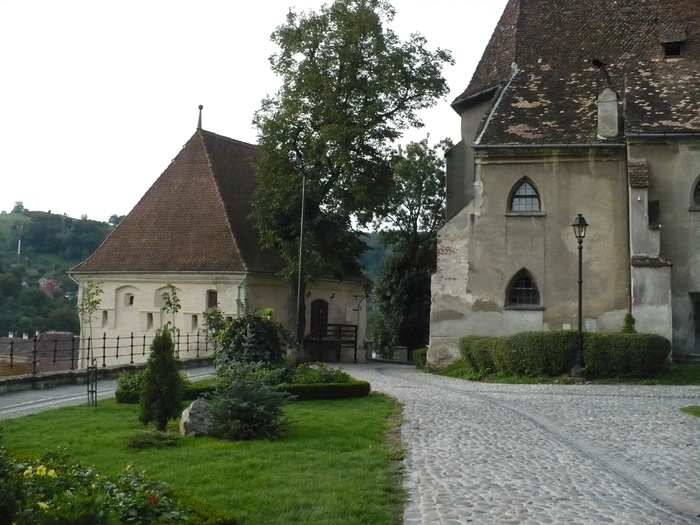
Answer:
631;266;673;341
430;147;629;367
628;138;700;355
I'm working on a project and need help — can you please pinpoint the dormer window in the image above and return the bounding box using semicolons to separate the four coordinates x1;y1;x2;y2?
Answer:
662;42;683;58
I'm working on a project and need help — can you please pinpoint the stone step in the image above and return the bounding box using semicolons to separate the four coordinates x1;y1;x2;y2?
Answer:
674;354;700;365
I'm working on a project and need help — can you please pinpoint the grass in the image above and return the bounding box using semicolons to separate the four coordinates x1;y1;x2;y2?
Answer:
2;394;405;525
681;406;700;418
434;359;700;385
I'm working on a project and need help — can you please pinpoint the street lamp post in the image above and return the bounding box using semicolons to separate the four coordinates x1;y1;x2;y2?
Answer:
571;213;588;377
293;153;307;348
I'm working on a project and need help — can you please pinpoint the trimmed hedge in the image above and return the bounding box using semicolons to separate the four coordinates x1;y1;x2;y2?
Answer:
584;333;670;378
413;348;427;370
458;331;670;378
281;381;371;401
117;382;372;404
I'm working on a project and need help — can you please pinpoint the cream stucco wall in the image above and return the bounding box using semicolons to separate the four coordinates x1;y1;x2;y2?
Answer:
74;272;369;366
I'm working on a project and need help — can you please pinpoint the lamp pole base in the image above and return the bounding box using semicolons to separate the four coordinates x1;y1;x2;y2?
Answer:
570;363;583;377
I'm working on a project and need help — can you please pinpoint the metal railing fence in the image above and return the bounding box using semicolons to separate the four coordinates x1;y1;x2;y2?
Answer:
0;331;212;376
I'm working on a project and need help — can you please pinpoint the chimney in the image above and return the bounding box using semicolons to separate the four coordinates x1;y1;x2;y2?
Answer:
597;87;618;139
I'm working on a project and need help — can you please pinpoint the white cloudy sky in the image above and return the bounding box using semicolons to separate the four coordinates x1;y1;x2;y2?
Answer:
0;0;507;222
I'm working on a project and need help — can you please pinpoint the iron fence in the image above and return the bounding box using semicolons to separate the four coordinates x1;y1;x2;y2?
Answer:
0;331;212;376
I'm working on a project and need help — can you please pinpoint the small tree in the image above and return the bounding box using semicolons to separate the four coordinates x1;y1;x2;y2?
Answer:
139;329;183;432
161;283;181;355
76;280;102;365
621;313;637;334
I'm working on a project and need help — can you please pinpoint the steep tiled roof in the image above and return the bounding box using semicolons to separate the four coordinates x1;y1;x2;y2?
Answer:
456;0;700;145
72;130;285;274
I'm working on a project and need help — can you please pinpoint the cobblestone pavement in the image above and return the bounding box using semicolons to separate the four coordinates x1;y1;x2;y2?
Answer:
340;363;700;525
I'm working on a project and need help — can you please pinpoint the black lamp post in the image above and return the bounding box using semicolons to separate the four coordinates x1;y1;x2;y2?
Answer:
571;213;588;376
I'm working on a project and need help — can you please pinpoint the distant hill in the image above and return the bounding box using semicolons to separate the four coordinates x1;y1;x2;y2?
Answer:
0;210;112;283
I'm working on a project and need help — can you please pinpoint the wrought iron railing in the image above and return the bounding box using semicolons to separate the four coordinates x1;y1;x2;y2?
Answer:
0;331;212;376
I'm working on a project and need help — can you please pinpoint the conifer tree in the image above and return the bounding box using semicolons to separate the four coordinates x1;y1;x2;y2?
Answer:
139;329;183;431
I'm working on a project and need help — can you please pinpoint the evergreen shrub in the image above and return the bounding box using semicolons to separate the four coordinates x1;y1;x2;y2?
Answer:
207;362;291;441
584;333;670;377
413;348;427;370
139;329;183;431
282;381;371;401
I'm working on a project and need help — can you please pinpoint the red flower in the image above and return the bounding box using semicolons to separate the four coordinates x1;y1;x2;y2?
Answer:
149;494;158;505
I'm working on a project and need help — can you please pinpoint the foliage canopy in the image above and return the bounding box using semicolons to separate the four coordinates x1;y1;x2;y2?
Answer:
253;0;453;283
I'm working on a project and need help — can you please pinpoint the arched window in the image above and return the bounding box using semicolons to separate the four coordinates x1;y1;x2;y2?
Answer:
506;270;540;306
509;180;541;212
694;179;700;207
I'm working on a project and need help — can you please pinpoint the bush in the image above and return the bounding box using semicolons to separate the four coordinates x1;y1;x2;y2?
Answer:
139;329;183;431
282;381;371;401
584;333;670;377
621;313;637;334
412;348;427;370
1;448;188;525
459;336;496;374
207;362;291;441
116;372;208;405
123;429;181;449
458;330;670;379
289;363;352;384
502;331;577;376
205;302;295;370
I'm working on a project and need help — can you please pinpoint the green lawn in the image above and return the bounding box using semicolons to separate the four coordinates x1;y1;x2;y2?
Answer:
2;394;404;525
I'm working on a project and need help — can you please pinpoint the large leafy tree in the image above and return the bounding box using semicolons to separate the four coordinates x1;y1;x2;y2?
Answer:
253;0;453;335
370;138;449;351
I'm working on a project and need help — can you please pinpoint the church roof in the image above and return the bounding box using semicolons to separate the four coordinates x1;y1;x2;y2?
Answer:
453;0;700;145
71;129;285;274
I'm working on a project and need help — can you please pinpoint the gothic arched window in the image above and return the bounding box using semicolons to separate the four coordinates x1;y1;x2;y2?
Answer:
509;180;541;212
506;270;540;306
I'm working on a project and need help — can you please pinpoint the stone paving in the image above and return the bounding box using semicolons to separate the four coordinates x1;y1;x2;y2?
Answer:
340;364;700;525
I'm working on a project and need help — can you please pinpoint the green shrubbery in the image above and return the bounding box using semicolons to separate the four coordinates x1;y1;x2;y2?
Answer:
458;331;670;379
139;329;183;431
282;381;371;401
207;362;291;441
204;303;295;368
0;442;189;524
412;348;427;370
116;370;199;404
585;333;670;378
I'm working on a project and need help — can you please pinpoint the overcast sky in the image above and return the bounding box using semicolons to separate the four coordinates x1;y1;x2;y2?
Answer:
0;0;507;222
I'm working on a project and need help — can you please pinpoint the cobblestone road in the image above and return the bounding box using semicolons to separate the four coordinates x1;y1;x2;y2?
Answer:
341;364;700;525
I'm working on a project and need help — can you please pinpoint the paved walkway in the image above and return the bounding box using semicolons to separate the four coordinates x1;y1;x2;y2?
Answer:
0;366;215;420
341;363;700;525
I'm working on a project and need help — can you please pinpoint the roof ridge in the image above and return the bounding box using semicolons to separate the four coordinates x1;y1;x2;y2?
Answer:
198;129;258;151
198;130;249;271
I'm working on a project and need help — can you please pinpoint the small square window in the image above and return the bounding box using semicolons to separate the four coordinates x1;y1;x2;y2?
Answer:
662;42;683;58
